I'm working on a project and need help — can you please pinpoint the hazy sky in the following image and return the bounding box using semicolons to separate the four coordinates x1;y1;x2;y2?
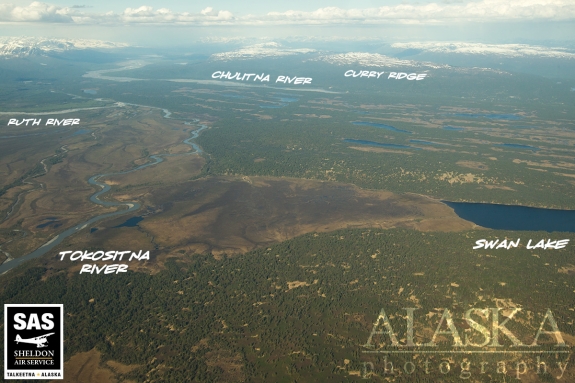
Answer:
2;0;422;14
0;1;573;46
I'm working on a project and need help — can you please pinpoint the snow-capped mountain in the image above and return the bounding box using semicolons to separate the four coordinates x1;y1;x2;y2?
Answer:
311;52;450;69
210;42;315;61
391;42;575;59
0;37;129;58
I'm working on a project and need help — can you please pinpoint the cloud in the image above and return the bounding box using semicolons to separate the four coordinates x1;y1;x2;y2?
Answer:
200;7;218;17
263;0;575;24
0;0;573;24
0;2;234;24
97;5;235;24
0;1;73;22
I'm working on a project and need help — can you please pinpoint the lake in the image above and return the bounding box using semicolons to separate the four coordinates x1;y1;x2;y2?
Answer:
114;216;144;228
71;129;90;137
495;143;540;152
351;121;412;134
409;140;445;146
260;104;286;109
444;201;575;232
344;138;419;150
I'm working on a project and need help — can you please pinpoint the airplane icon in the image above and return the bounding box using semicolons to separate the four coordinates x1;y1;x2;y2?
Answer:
15;333;54;348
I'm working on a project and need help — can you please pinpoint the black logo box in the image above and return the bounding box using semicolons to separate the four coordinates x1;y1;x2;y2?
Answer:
4;304;63;371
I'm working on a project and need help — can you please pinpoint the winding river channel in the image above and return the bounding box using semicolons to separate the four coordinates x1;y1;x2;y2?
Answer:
0;108;207;275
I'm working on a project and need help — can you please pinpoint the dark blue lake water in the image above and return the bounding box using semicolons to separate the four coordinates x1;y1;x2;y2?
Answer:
495;143;540;152
351;121;412;134
71;129;90;136
272;93;299;100
344;139;419;150
444;201;575;232
114;216;144;228
410;140;445;146
260;104;286;109
36;217;60;229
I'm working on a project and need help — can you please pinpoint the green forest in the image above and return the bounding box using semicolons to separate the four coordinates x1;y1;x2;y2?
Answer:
1;228;573;382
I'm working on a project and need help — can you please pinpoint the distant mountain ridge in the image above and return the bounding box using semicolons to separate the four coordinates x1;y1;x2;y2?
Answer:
0;37;129;58
310;52;450;69
210;42;315;61
391;42;575;59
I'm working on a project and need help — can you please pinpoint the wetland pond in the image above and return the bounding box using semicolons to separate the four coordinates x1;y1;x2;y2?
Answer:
351;121;412;134
344;138;420;150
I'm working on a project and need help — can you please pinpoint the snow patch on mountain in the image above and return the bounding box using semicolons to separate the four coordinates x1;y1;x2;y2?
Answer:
311;52;450;69
210;42;315;61
0;37;129;58
391;42;575;59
